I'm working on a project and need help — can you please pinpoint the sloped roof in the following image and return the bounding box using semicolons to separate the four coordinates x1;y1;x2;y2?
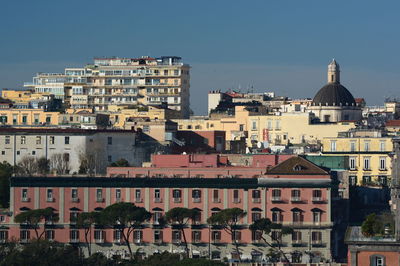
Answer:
266;156;329;175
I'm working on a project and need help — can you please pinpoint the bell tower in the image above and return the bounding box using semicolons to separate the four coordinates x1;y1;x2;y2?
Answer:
327;59;340;84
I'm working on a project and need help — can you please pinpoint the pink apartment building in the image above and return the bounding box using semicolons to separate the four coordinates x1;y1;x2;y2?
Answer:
1;156;337;263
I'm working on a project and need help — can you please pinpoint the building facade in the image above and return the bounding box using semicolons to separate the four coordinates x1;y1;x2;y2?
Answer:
322;130;393;186
23;56;191;118
1;156;336;263
0;128;141;174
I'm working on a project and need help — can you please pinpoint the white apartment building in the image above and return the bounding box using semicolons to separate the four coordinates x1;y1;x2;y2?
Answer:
24;56;191;118
0;128;142;174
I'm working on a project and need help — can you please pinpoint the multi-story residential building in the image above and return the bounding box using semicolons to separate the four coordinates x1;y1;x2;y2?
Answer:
24;56;191;118
0;128;145;174
322;129;393;186
2;156;337;263
0;108;60;126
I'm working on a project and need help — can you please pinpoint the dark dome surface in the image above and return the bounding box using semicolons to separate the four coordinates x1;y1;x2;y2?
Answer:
312;83;356;106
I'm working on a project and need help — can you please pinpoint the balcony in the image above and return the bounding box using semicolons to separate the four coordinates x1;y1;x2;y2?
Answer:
96;198;105;203
21;197;30;202
154;198;162;203
212;198;221;203
69;238;79;244
154;239;163;244
312;197;323;202
71;198;79;203
291;197;301;202
233;198;241;204
173;198;182;203
46;197;55;202
20;239;30;244
311;240;323;246
192;198;201;203
271;197;282;202
114;238;122;244
135;198;143;203
134;239;142;244
252;198;261;203
172;239;181;244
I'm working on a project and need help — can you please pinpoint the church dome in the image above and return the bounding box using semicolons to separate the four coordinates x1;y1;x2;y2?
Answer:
312;83;356;106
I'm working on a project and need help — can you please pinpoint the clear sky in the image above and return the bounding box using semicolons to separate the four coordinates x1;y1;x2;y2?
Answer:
1;0;399;114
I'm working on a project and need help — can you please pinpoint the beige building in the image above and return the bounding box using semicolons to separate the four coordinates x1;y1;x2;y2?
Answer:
322;130;393;186
24;56;191;118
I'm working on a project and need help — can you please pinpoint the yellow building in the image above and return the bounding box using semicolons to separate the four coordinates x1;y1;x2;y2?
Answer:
0;109;59;126
1;89;52;104
322;130;392;186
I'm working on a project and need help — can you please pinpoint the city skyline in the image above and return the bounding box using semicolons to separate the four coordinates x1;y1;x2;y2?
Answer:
1;1;400;114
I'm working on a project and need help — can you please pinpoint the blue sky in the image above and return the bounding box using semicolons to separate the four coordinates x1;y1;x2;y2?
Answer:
1;0;399;114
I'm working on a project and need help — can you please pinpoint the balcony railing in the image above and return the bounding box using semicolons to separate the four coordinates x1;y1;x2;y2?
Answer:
271;197;282;202
193;198;201;203
69;238;79;244
135;198;143;203
20;239;30;244
252;198;261;203
312;197;323;202
233;198;241;204
21;197;30;202
154;239;163;244
154;198;162;203
291;197;301;202
71;198;79;203
212;198;221;203
95;238;104;244
46;197;55;202
173;198;182;203
96;198;105;203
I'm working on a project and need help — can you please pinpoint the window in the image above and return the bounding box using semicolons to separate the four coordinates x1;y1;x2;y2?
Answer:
12;115;17;125
22;189;28;201
21;136;26;145
0;231;8;242
172;189;182;202
70;230;79;242
172;230;181;243
271;230;282;241
271;189;281;201
49;136;55;145
70;211;78;224
251;230;262;242
311;231;322;244
251;212;261;222
312;190;322;201
275;120;281;130
20;230;30;242
71;189;78;202
213;190;220;203
96;189;103;202
272;210;282;223
116;189;121;201
47;189;53;202
291;189;301;201
292;231;302;243
153;212;162;224
267;120;272;130
63;153;69;162
94;230;104;243
192;190;201;202
379;176;388;186
379;157;386;170
370;255;385;266
380;141;386;152
22;116;27;124
154;230;163;243
313;211;321;224
232;231;242;242
252;190;261;203
135;189;141;202
251;121;257;130
362;176;371;185
233;189;240;203
292;210;303;223
349;157;356;170
211;231;221;243
349;176;357;186
164;70;168;75
364;141;370;152
239;124;244;131
113;230;121;243
154;189;161;202
364;157;371;170
107;137;112;145
133;230;143;244
65;136;70;145
45;230;55;240
350;141;356;152
330;140;337;152
5;136;10;145
46;116;51;124
107;155;112;162
192;230;201;243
